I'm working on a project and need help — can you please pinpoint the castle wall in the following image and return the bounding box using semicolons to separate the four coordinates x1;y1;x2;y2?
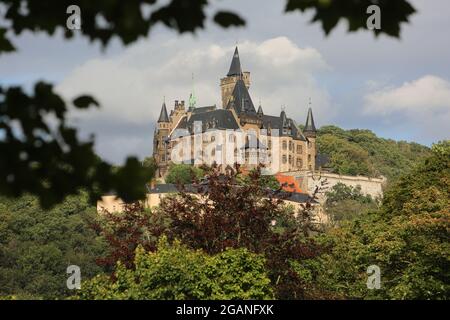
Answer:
283;171;385;200
96;192;328;223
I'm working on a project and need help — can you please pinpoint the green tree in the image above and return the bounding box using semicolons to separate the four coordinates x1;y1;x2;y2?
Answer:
312;141;450;299
324;183;378;224
316;126;431;179
0;193;107;299
76;238;273;300
165;163;204;184
237;169;280;190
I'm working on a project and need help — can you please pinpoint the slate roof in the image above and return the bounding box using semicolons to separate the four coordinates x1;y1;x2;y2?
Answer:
227;47;242;77
304;107;317;133
191;105;217;114
175;109;239;134
261;114;306;140
257;105;264;115
157;102;169;122
227;79;256;114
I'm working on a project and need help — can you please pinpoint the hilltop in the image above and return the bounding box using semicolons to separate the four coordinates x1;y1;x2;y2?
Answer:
315;125;431;180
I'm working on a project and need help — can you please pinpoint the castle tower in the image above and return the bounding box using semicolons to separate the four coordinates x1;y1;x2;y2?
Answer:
153;101;171;177
303;107;317;138
303;106;317;171
220;47;251;108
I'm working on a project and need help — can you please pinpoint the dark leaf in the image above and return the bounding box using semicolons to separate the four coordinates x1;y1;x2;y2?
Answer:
285;0;416;38
73;95;100;109
213;11;246;28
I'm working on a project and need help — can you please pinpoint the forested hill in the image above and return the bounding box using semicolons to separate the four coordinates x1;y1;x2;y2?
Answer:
315;125;431;180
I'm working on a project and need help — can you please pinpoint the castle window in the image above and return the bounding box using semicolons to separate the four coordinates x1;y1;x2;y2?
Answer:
282;155;287;164
289;141;293;151
308;154;311;162
288;155;292;164
297;145;302;154
282;141;287;150
296;158;302;167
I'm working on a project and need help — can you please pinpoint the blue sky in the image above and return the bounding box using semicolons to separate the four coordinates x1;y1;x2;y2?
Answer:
1;0;449;164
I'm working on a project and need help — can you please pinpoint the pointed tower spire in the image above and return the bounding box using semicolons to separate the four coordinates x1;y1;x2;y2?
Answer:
227;46;242;77
157;101;169;123
280;107;288;127
304;105;317;136
188;73;197;111
257;101;263;116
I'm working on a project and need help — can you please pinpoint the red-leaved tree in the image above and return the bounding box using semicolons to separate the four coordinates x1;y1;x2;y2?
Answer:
94;164;328;298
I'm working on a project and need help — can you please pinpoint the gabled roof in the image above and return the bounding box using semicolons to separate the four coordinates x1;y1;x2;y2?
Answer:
227;79;256;114
260;114;306;141
157;102;169;122
227;46;242;77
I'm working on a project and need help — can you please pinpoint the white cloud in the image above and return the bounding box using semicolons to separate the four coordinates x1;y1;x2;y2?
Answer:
364;75;450;115
363;75;450;142
55;36;332;163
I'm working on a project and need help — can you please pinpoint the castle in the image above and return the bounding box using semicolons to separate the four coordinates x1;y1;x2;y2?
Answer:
98;47;386;216
152;47;318;178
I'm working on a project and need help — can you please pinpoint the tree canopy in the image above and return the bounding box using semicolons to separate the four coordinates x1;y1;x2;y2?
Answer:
324;183;378;225
0;192;107;299
164;163;204;185
316;125;431;179
77;238;274;300
313;141;450;299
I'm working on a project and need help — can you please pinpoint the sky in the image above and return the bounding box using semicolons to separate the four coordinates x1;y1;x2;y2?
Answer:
1;0;449;164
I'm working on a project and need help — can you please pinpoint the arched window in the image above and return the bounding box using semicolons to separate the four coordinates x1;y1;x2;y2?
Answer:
282;141;287;150
282;155;287;164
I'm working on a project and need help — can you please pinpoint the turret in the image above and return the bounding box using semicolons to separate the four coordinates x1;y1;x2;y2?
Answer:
220;46;251;108
303;107;317;138
157;102;169;124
